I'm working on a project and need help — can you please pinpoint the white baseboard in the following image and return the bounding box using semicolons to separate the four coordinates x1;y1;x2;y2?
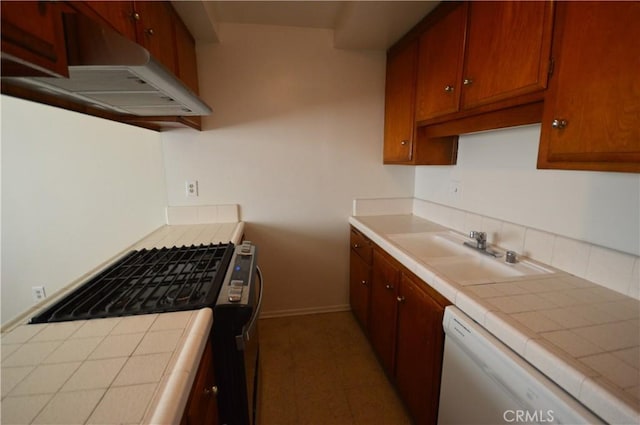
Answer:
259;304;351;319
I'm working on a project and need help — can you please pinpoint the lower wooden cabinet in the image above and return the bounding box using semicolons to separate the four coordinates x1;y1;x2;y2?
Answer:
395;273;447;424
182;341;219;425
349;249;371;331
369;249;401;375
349;226;450;424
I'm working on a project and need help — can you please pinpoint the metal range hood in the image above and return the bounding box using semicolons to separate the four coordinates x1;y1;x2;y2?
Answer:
4;13;212;117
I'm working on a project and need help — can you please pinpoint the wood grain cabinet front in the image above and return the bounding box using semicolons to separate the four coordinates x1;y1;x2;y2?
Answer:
395;272;447;425
181;341;219;425
415;1;553;122
1;1;69;77
349;227;373;331
383;39;418;164
537;1;640;173
369;249;400;375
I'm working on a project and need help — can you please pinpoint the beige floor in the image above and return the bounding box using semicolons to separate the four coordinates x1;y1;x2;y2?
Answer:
258;311;412;425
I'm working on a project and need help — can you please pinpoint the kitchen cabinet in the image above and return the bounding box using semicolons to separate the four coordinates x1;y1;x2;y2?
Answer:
1;1;68;78
80;1;177;75
461;1;553;110
134;1;177;75
349;227;373;331
363;240;451;424
369;248;400;375
395;272;447;425
415;1;553;122
81;1;137;40
383;39;418;164
537;1;640;173
414;2;467;121
182;341;219;425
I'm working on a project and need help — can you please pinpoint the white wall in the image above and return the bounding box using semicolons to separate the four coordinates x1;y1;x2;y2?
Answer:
1;96;167;325
414;124;640;256
162;23;415;316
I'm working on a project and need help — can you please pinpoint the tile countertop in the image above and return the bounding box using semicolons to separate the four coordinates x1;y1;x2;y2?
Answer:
350;214;640;425
1;222;244;425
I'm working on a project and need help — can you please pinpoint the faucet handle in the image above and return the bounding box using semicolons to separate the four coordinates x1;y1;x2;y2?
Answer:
469;231;486;241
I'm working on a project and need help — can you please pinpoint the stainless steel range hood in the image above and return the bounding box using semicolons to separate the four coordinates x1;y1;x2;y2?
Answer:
3;13;212;117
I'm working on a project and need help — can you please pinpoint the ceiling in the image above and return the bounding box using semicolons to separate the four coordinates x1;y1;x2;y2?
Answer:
171;1;439;50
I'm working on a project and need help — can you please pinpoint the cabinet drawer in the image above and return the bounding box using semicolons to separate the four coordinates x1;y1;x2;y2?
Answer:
350;228;372;264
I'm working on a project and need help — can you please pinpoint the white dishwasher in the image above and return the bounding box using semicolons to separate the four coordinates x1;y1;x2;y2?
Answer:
438;306;604;425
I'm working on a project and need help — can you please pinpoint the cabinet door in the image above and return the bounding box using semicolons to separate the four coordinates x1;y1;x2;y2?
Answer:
1;1;68;77
383;40;418;164
134;1;177;74
538;1;640;173
174;13;199;94
369;249;400;375
461;1;553;109
183;342;219;425
82;1;137;40
415;3;467;122
350;250;371;331
395;273;446;425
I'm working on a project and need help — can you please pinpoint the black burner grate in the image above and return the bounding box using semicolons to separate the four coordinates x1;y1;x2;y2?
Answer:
30;243;235;323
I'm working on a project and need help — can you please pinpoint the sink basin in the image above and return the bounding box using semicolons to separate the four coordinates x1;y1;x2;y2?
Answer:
431;255;553;285
387;231;555;285
387;231;470;259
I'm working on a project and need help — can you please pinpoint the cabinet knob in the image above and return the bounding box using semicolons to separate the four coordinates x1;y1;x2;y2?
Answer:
361;280;367;286
145;28;155;36
551;119;568;129
396;295;406;303
204;386;218;396
132;12;140;21
463;78;473;86
400;140;409;146
444;85;454;93
353;243;360;249
385;284;394;290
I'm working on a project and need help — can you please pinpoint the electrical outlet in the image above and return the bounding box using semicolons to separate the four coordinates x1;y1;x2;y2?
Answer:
185;180;199;197
32;286;46;303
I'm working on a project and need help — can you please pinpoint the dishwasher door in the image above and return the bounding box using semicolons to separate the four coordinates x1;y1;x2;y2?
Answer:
438;306;604;425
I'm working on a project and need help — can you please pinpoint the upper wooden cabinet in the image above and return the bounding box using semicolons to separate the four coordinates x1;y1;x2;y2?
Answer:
415;1;553;123
461;1;553;110
415;3;467;122
383;39;418;164
134;1;177;75
81;1;137;40
1;1;68;77
538;1;640;173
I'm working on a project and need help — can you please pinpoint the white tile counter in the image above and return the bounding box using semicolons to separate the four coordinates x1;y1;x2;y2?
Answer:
350;214;640;425
1;222;244;425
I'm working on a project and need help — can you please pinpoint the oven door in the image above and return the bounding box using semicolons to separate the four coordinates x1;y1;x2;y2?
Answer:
236;266;263;425
214;265;263;425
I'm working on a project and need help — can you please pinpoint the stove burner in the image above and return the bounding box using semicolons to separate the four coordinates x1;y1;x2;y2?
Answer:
29;243;235;323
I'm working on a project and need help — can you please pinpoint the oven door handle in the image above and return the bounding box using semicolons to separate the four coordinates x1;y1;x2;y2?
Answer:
236;266;263;351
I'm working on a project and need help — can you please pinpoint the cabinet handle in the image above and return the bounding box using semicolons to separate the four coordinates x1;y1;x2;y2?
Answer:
396;296;406;303
204;386;218;396
132;12;140;21
145;28;155;36
463;78;473;85
551;119;568;129
400;140;409;146
385;284;394;290
361;280;367;286
353;243;360;249
444;85;454;93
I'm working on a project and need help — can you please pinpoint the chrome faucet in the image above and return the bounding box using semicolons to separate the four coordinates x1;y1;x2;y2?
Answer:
464;230;501;258
469;231;487;250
